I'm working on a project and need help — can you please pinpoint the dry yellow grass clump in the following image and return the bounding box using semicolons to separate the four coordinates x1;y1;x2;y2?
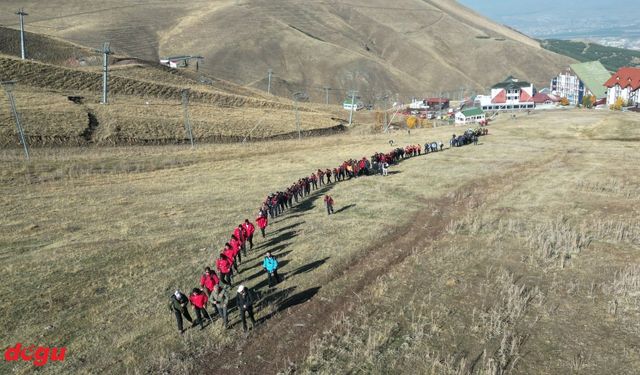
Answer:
1;110;639;374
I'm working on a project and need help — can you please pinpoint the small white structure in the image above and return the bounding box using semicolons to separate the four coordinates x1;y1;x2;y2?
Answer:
409;98;429;110
159;55;203;69
455;107;485;125
343;97;364;111
476;76;535;111
604;67;640;107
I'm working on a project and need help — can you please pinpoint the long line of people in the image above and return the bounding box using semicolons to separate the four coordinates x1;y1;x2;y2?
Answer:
169;136;486;335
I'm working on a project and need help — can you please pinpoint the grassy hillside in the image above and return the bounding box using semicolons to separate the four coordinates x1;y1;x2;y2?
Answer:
0;0;574;101
0;53;346;146
541;39;640;71
1;110;639;374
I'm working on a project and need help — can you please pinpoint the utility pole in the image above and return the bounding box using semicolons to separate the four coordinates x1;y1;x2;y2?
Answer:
181;89;195;147
2;81;30;160
100;42;112;104
267;69;273;94
348;89;358;126
292;92;304;140
323;86;330;105
16;9;28;60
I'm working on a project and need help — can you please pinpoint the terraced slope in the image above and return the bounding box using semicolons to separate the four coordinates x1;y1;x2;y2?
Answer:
0;54;343;146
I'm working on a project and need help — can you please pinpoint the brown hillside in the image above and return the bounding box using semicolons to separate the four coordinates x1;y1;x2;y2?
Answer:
0;52;343;147
0;0;574;102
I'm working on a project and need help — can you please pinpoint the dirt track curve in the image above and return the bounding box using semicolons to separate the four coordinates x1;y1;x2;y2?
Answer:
199;151;562;374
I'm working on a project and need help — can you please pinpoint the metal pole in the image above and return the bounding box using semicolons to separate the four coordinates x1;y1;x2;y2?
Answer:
101;42;111;104
2;81;30;160
348;90;357;126
324;87;330;105
267;69;272;94
295;99;301;140
16;9;28;60
182;89;195;147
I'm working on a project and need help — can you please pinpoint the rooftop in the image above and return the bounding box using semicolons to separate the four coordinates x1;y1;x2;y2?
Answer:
569;61;611;98
492;76;532;90
604;67;640;91
460;107;484;117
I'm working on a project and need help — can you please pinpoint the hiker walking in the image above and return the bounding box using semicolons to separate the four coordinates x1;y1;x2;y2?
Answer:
324;194;335;215
200;267;220;298
234;225;247;257
236;285;257;332
189;288;212;330
211;284;229;329
256;213;268;238
262;251;281;287
243;219;255;250
216;252;233;286
169;290;194;335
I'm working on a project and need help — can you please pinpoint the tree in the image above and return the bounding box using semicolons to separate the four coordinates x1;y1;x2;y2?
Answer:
582;94;595;109
406;116;417;129
610;96;625;110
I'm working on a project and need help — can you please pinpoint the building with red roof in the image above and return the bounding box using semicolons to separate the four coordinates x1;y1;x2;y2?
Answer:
604;67;640;107
475;76;535;111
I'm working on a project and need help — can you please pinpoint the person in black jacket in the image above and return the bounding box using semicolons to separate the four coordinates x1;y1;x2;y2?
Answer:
236;285;256;332
169;290;194;335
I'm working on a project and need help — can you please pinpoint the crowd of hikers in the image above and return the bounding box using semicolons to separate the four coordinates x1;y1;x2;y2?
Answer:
169;130;487;335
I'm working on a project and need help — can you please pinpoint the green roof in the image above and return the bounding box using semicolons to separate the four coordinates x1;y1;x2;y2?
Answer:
461;107;484;117
492;76;532;89
570;61;611;98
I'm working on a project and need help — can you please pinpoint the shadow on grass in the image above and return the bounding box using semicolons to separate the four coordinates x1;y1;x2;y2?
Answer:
259;229;299;249
253;286;322;325
278;286;321;311
267;221;305;236
287;257;329;278
333;203;356;214
289;185;334;214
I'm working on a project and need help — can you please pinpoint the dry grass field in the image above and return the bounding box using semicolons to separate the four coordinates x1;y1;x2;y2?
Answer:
1;109;639;374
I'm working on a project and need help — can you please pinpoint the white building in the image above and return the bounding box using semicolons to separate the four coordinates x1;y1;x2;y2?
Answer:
455;107;485;125
550;61;610;106
604;67;640;107
476;76;535;111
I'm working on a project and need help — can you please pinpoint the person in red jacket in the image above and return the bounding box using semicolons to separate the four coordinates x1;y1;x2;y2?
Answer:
189;288;212;330
230;234;242;265
256;213;268;238
223;243;239;274
200;267;220;297
243;219;255;250
234;225;247;257
324;195;334;215
216;252;233;286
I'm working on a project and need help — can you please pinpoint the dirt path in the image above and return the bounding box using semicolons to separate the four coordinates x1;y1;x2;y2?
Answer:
199;153;560;374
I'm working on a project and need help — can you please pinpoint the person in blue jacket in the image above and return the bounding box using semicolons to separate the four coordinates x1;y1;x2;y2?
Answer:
262;251;281;287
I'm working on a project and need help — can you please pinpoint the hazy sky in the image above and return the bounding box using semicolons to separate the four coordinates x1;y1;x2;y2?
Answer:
457;0;640;38
458;0;610;17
